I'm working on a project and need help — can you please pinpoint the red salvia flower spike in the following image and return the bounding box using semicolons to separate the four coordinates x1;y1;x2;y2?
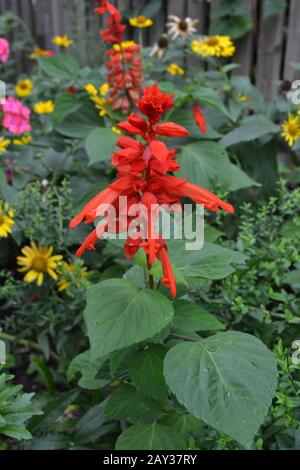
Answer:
71;84;234;298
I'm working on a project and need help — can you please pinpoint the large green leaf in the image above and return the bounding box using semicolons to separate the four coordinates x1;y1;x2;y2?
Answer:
167;108;220;140
67;350;107;390
52;92;82;124
178;141;257;191
235;139;279;196
220;116;280;148
85;128;118;164
55;106;100;138
37;55;79;80
168;240;246;278
129;345;168;402
104;384;162;423
164;331;278;447
84;279;174;360
147;240;246;286
115;423;187;450
192;87;231;119
173;299;224;333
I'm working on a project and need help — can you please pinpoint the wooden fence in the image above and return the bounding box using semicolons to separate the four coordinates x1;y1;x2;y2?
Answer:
0;0;300;100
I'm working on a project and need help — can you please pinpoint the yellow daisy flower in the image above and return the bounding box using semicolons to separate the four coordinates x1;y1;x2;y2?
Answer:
129;16;153;28
0;137;10;154
15;79;33;97
56;262;89;292
281;113;300;147
166;63;185;76
191;35;235;58
13;135;32;145
113;41;136;52
34;100;55;114
99;83;109;97
84;83;98;96
52;35;74;48
17;242;63;286
0;202;14;238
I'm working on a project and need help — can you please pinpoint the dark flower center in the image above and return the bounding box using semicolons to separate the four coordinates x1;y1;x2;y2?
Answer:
179;21;188;31
158;37;168;49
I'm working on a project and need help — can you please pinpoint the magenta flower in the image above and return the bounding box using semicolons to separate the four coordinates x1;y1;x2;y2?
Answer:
0;38;10;63
1;97;31;135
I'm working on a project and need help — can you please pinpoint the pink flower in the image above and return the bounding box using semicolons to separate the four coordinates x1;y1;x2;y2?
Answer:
1;97;31;135
0;38;10;63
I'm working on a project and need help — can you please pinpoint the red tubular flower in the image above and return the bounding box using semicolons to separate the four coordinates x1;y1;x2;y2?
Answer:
71;84;234;298
193;103;207;134
155;122;190;137
76;228;102;257
94;2;143;113
157;240;177;298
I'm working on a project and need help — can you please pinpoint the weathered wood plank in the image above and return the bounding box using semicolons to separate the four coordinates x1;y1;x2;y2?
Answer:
256;0;285;100
186;0;206;69
232;0;257;78
284;0;300;83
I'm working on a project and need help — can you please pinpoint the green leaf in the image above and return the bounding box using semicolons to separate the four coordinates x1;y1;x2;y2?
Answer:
178;141;257;191
52;92;82;124
30;434;71;450
164;331;278;447
220;116;280;148
210;15;253;39
173;300;224;333
84;279;174;360
115;423;187;450
37;55;79;80
29;354;55;396
0;169;19;202
74;404;115;445
158;81;187;100
67;350;107;390
129;345;168;402
192;87;231;118
85;128;118;165
283;269;300;290
55;106;99;138
167;108;220;140
104;384;162;423
235;139;279;197
150;240;246;283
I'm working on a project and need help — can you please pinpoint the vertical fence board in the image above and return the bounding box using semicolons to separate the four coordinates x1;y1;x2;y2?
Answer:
232;0;257;78
284;0;300;82
256;0;285;100
186;0;206;69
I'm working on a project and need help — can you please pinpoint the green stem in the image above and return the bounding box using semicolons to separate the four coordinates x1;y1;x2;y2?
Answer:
0;331;59;361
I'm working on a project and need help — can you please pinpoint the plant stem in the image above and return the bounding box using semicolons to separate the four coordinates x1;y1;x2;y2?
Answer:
171;333;198;342
147;255;154;289
0;331;59;361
